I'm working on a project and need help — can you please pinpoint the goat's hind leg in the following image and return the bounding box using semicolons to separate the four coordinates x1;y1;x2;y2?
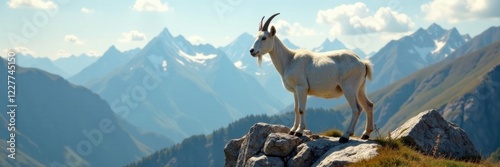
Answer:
358;84;374;140
340;85;362;143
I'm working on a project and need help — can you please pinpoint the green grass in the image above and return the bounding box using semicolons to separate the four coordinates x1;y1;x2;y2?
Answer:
349;138;499;167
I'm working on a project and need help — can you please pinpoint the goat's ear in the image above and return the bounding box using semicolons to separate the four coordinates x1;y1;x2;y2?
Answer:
270;26;276;36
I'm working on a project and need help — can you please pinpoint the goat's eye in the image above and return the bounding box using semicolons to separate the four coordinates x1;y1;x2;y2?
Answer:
262;37;266;40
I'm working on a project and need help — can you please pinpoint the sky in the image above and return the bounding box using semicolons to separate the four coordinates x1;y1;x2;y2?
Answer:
1;0;499;60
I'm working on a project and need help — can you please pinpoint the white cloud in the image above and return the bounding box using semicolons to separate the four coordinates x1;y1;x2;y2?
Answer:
3;46;35;55
118;30;146;43
64;35;84;45
317;2;414;36
81;7;93;13
187;35;205;45
7;0;57;9
133;0;170;12
421;0;500;23
274;20;318;37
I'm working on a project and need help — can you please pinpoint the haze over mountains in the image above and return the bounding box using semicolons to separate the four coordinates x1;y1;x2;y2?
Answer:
128;25;500;167
3;23;499;166
338;25;500;156
15;54;97;78
78;28;284;141
0;59;174;166
305;23;472;109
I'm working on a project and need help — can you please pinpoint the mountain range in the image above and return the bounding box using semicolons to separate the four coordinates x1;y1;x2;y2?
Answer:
337;25;500;156
369;23;470;91
53;54;98;77
15;53;98;79
4;22;499;166
126;25;500;167
303;23;472;110
68;46;137;85
15;54;69;78
78;28;284;142
0;59;174;166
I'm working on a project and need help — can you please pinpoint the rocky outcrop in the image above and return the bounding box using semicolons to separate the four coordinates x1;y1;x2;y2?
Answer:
224;122;379;167
390;109;481;160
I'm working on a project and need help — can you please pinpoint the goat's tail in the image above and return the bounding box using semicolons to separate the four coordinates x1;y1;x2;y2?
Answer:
362;59;373;81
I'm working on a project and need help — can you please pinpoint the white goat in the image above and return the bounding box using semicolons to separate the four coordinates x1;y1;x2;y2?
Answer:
249;13;374;143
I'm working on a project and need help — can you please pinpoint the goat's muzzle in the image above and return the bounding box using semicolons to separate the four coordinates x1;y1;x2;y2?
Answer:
249;49;259;57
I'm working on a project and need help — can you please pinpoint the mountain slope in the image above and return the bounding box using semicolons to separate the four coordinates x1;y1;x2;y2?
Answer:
346;39;500;157
53;54;98;77
128;108;345;167
369;23;469;92
0;59;174;166
87;28;283;142
447;26;500;60
69;45;134;85
16;54;69;78
312;38;347;52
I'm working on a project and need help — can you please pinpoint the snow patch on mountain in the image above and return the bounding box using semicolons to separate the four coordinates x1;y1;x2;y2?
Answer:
413;46;433;62
178;50;217;65
234;60;247;70
176;58;185;66
432;40;446;54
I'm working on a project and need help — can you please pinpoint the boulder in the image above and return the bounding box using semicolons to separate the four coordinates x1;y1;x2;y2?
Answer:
224;137;245;167
263;133;307;157
390;109;481;160
287;137;338;166
246;154;284;167
234;123;290;166
313;140;379;167
224;122;380;167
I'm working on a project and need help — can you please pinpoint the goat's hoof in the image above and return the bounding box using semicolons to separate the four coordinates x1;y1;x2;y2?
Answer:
361;135;370;140
339;137;349;143
288;131;295;135
294;132;303;137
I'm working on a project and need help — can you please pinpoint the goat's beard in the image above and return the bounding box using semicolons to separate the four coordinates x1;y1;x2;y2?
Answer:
257;54;262;67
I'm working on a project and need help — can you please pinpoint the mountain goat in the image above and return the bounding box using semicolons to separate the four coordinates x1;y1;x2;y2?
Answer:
249;13;374;143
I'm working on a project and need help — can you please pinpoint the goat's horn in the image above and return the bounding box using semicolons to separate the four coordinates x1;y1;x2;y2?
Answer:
258;16;264;31
262;13;280;31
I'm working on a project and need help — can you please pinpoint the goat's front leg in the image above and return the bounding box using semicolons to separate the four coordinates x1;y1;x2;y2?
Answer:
288;93;300;135
293;86;308;137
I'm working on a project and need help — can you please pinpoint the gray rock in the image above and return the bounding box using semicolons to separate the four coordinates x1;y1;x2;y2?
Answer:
287;137;339;167
263;133;305;157
224;137;245;167
246;154;284;167
390;109;480;160
235;123;290;166
313;139;379;167
225;122;381;167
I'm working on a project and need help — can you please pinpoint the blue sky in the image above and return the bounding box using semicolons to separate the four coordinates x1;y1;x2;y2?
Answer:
1;0;499;60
